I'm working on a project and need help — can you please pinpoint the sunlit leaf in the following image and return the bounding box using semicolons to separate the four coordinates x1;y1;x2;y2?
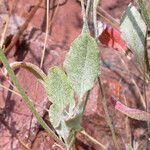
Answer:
111;96;150;121
44;67;82;149
64;32;100;99
4;61;46;84
44;67;74;128
120;3;147;65
56;102;84;150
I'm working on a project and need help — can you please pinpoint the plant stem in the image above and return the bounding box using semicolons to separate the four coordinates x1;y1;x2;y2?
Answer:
138;0;150;28
0;48;65;149
40;0;49;68
137;0;150;137
82;90;90;115
144;38;150;136
92;1;119;149
144;30;150;77
98;77;120;150
80;0;89;32
3;0;42;54
86;0;92;16
80;130;107;150
93;0;100;38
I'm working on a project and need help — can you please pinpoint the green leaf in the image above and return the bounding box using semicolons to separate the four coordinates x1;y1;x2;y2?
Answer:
5;62;46;84
44;67;82;149
120;3;147;66
64;32;100;99
44;67;74;128
56;102;84;150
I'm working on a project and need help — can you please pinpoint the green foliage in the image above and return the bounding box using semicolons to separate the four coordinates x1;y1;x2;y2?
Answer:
0;49;64;147
55;102;84;150
44;67;74;128
64;32;100;99
120;3;147;66
44;67;83;149
44;30;100;149
6;62;46;84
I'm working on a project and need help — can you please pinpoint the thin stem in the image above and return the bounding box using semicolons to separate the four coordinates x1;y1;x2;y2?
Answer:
80;0;89;32
0;48;65;149
80;130;107;150
93;0;100;39
3;0;43;54
0;0;16;47
143;43;150;136
86;0;92;16
81;0;86;25
144;29;150;78
82;90;90;115
16;135;32;150
98;77;120;150
137;1;150;135
118;54;146;109
138;0;150;28
40;0;49;68
96;5;119;30
78;0;119;30
0;83;21;97
123;96;131;145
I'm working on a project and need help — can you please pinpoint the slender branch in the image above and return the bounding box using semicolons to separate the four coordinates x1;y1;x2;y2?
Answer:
117;54;146;109
93;0;100;38
145;32;150;76
82;90;90;115
3;0;42;54
138;0;150;136
40;0;50;68
86;0;92;16
0;82;21;97
78;0;119;30
80;130;107;150
138;0;150;28
96;6;119;30
80;0;89;32
98;77;120;150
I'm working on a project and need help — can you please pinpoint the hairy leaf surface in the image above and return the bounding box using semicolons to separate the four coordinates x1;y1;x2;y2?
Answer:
64;32;100;99
4;61;46;84
120;4;146;65
44;67;82;149
44;67;74;128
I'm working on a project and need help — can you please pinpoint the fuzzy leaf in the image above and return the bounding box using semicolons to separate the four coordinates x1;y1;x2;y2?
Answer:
120;3;147;65
44;67;74;128
4;61;46;84
64;32;100;99
111;96;150;121
44;67;82;149
56;102;84;149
